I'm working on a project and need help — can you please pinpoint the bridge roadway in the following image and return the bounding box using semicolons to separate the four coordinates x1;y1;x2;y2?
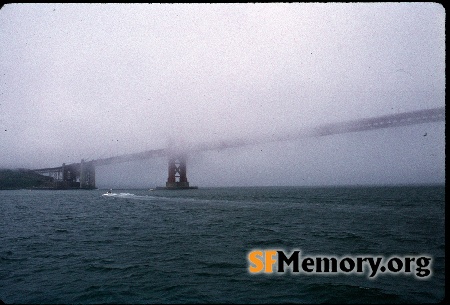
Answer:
33;106;445;189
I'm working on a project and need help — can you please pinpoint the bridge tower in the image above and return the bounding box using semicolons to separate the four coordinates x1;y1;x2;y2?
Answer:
165;155;197;189
80;159;96;189
57;163;78;189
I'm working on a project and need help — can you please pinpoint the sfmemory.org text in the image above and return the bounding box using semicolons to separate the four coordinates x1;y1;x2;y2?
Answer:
248;249;432;279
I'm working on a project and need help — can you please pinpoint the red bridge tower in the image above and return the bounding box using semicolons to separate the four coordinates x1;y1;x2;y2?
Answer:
164;155;197;189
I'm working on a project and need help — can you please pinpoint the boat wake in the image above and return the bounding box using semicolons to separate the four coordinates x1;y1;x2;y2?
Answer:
101;192;163;202
102;192;136;198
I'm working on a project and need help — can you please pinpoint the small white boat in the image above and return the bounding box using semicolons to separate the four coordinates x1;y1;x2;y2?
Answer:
102;192;117;197
102;189;116;197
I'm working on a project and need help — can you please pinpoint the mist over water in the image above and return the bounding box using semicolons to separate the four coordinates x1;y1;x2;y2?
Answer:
94;122;444;189
0;3;445;187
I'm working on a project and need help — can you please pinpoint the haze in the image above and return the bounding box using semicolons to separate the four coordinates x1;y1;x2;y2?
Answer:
0;3;445;188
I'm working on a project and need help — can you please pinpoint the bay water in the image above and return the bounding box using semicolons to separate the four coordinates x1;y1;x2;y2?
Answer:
0;186;445;303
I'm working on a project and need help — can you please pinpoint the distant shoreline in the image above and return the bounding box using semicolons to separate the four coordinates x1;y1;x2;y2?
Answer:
0;168;54;190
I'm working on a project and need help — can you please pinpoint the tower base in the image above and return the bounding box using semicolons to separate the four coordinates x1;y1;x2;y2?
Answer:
155;182;198;190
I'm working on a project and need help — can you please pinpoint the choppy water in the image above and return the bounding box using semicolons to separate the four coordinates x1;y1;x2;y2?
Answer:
0;186;445;304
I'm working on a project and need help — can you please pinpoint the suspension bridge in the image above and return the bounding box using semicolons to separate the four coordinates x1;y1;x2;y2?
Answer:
33;107;445;189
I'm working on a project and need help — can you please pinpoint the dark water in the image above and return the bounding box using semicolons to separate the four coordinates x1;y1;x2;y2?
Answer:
0;186;445;304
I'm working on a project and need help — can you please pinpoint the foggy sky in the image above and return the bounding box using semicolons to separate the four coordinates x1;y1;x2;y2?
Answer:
0;3;445;187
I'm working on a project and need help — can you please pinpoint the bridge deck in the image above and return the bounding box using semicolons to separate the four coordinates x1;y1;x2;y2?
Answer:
33;106;444;172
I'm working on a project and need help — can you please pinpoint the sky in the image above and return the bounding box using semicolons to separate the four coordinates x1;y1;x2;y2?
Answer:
0;3;445;187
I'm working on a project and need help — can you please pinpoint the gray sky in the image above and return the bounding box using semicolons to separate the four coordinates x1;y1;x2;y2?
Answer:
0;3;445;187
